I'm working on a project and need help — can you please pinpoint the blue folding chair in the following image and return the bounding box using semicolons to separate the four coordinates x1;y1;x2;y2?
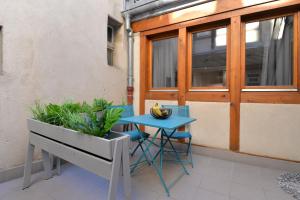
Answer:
161;105;193;167
109;105;150;157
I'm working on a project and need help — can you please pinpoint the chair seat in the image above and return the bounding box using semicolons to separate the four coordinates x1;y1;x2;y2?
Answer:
163;130;192;139
123;130;150;141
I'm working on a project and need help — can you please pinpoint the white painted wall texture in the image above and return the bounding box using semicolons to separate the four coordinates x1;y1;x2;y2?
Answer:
0;0;127;170
240;103;300;161
187;101;230;149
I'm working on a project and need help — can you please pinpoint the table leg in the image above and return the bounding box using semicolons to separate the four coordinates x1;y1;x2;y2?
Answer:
160;133;163;170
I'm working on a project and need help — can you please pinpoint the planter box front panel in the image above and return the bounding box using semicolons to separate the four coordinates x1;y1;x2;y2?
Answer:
27;119;120;160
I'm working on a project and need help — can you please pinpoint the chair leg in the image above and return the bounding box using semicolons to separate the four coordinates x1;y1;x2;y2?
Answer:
139;142;151;165
131;140;151;165
166;137;189;175
186;138;191;156
160;134;164;170
187;138;193;168
130;142;140;157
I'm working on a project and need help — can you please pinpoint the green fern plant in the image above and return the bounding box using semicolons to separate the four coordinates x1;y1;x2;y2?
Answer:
92;98;112;112
30;99;124;138
31;101;47;123
102;108;124;134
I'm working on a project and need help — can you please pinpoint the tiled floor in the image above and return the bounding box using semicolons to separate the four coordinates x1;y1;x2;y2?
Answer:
0;154;294;200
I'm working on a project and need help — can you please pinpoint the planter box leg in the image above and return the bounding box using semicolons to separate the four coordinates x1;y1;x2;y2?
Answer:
122;136;131;200
23;143;35;189
56;158;61;175
108;139;123;200
42;150;52;179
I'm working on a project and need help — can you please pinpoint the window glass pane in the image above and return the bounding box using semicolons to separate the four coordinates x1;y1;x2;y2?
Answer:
107;48;113;66
107;26;113;43
192;27;227;87
152;37;178;88
245;16;293;86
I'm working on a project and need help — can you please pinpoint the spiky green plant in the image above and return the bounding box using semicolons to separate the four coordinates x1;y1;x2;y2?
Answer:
92;98;112;112
30;99;123;138
101;108;124;134
31;101;47;123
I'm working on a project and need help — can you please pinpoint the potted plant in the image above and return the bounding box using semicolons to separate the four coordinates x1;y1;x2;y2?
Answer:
23;99;131;200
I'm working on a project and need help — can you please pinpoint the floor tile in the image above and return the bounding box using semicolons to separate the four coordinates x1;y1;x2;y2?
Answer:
264;187;295;200
230;182;266;200
232;163;264;188
199;175;231;195
192;188;230;200
0;156;293;200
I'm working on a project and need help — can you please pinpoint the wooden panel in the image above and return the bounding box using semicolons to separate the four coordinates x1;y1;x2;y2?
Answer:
132;0;278;32
178;28;187;105
186;92;229;102
145;91;178;100
229;16;241;151
140;35;147;115
29;132;113;180
27;119;115;160
134;0;300;33
297;11;300;90
241;92;300;104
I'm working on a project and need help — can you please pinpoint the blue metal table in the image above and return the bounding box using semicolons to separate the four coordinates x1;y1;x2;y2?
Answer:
120;114;196;196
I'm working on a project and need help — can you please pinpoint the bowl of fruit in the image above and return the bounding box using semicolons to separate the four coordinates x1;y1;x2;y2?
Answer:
150;103;172;119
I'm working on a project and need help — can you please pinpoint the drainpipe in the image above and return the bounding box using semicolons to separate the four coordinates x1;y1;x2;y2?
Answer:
125;14;134;105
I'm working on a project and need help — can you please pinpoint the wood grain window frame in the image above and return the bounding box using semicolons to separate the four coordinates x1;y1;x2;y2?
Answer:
145;30;179;100
241;11;299;91
240;10;300;104
187;22;230;91
185;21;231;102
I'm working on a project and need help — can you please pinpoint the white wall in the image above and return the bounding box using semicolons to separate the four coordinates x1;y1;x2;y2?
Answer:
187;101;230;149
0;0;127;170
240;103;300;161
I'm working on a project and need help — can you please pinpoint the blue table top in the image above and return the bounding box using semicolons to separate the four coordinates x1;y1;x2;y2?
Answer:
119;114;196;130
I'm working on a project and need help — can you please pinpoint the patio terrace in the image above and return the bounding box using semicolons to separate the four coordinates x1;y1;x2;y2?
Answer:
0;152;295;200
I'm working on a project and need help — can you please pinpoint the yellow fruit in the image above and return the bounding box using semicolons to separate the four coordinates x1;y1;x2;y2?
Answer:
152;103;162;116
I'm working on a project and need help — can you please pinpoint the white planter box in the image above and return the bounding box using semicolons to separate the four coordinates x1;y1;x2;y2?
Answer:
23;119;131;200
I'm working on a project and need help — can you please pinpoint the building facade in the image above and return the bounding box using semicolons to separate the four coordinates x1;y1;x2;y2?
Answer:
130;0;300;162
0;0;127;172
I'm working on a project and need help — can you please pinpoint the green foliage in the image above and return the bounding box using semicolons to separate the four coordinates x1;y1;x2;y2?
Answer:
31;101;47;123
30;99;123;138
61;101;82;113
92;98;112;112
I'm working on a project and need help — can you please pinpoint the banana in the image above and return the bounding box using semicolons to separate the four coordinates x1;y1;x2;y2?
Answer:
152;103;162;117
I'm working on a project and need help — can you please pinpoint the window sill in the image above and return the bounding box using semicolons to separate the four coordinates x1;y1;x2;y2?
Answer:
241;88;298;92
149;89;178;92
189;88;229;92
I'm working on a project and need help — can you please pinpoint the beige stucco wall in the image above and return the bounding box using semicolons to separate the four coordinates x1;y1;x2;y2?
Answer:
0;0;126;171
240;103;300;161
187;101;230;149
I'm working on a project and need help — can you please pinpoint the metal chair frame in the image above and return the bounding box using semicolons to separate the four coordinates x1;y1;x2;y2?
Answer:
109;105;150;159
160;105;193;167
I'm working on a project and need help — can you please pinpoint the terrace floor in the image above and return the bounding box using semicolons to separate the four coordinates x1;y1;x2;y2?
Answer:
0;153;294;200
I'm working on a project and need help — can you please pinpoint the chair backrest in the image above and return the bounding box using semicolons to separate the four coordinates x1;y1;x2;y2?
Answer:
161;105;190;131
108;105;134;118
161;105;190;117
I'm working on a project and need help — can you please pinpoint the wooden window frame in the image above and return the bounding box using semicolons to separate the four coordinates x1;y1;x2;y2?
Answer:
147;31;179;92
187;23;230;91
241;12;299;91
